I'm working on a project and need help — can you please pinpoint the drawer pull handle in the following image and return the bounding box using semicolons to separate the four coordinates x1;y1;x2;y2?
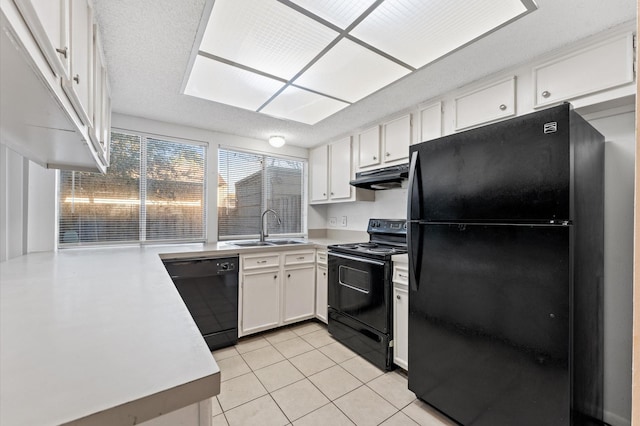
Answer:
323;272;326;276
499;104;507;111
396;295;401;300
542;90;551;98
257;260;267;264
398;273;407;279
56;47;68;58
288;274;291;278
274;275;277;279
323;193;326;196
296;256;305;260
386;152;391;157
373;156;377;160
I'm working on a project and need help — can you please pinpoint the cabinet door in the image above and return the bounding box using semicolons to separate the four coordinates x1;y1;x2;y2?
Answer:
63;0;93;126
393;285;408;370
382;115;411;163
315;265;328;323
329;137;352;200
419;102;442;143
454;77;515;131
241;269;280;335
90;25;105;160
14;0;70;79
283;266;315;324
533;33;634;108
309;145;328;202
358;126;380;168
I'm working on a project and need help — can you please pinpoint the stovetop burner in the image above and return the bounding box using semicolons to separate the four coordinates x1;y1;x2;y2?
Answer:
329;219;407;259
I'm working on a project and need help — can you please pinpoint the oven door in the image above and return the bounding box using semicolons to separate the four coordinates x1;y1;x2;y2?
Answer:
328;251;390;333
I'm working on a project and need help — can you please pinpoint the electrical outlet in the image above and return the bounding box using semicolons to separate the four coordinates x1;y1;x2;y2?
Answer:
341;216;347;227
329;217;337;226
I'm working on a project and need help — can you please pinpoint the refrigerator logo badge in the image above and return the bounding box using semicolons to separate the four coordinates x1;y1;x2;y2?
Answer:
544;122;558;134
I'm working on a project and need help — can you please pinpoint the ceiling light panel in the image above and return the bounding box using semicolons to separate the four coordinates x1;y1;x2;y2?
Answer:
261;86;349;125
200;0;338;80
350;0;530;69
184;56;285;111
288;0;378;29
294;39;410;103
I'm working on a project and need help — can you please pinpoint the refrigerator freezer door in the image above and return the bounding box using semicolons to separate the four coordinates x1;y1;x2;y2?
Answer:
408;223;570;426
409;104;571;223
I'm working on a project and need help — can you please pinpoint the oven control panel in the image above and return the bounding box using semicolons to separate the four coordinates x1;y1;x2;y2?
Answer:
367;219;407;235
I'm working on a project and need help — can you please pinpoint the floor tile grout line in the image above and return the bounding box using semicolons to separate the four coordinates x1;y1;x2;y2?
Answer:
363;379;417;412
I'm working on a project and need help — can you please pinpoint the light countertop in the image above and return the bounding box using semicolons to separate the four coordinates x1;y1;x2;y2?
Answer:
0;238;355;425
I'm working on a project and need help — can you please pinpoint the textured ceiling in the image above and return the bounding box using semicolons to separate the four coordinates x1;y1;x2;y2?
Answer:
92;0;636;148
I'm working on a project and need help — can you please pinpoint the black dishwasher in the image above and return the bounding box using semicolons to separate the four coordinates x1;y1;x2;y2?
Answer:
163;256;238;351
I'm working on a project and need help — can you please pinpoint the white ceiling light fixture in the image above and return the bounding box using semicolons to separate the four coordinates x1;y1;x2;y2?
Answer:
183;0;537;125
269;136;286;148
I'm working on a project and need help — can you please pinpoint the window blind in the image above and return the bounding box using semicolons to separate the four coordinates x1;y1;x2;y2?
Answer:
59;131;206;246
218;148;304;239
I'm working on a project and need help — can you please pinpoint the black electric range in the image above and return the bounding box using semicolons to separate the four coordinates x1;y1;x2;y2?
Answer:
327;219;407;370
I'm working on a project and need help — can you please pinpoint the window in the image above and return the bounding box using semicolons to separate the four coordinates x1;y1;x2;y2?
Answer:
59;131;206;246
218;148;305;239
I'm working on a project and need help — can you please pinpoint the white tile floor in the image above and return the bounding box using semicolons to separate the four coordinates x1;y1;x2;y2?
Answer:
211;321;455;426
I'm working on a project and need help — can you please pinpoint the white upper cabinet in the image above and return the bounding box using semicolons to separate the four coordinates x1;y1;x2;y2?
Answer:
309;145;329;202
329;137;352;200
454;77;516;131
14;0;70;79
63;0;94;127
382;114;411;163
2;0;110;172
358;125;380;168
418;102;442;143
533;32;634;108
308;136;374;205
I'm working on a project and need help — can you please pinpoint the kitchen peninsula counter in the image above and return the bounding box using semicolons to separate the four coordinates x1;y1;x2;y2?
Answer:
0;239;354;425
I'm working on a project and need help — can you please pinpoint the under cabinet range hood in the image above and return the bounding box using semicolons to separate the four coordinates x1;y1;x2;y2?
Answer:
350;163;409;190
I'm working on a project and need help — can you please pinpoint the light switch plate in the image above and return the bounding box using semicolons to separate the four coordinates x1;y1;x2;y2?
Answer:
329;217;337;226
341;216;347;227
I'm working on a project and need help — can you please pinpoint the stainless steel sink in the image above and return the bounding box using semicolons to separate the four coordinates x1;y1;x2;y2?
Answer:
232;241;275;247
230;239;307;247
267;239;306;245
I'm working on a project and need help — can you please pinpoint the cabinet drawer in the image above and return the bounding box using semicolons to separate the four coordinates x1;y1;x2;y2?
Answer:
533;33;634;108
242;253;279;270
316;250;327;265
284;251;315;266
393;266;409;285
454;77;516;131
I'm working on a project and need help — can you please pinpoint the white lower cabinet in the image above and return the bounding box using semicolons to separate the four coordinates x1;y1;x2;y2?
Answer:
239;249;316;337
315;250;328;323
241;267;280;335
283;265;315;324
393;261;409;370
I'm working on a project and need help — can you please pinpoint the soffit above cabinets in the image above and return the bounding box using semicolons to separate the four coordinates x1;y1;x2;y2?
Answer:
183;0;537;125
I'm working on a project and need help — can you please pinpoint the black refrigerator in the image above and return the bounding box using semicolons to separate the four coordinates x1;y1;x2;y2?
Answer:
407;104;604;426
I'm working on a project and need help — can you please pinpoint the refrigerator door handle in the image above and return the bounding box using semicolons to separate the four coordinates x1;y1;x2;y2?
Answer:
407;152;423;291
407;151;421;221
408;222;422;291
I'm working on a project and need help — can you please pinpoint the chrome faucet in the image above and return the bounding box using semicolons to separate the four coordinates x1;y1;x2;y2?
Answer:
260;209;282;242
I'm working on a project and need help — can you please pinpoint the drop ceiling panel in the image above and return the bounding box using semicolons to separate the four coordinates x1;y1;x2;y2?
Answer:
288;0;377;29
350;0;529;68
200;0;338;80
184;56;284;111
294;39;411;103
261;86;349;125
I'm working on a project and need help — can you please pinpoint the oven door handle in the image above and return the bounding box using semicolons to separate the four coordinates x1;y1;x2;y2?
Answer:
328;251;386;267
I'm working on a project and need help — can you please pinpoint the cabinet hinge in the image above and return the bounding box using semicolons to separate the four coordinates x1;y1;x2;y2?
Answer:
389;340;394;348
633;34;637;49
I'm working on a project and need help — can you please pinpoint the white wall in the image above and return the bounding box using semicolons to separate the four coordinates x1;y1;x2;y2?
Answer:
325;185;407;230
587;110;635;426
0;143;55;262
